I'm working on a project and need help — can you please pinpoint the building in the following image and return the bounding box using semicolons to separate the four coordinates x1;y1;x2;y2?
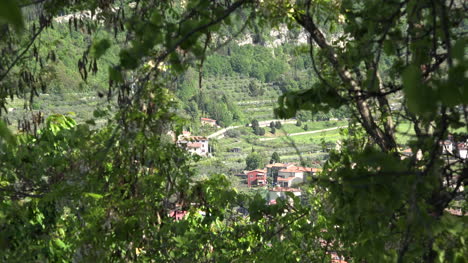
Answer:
200;117;219;127
266;163;295;184
296;167;321;177
267;163;320;186
246;169;267;187
439;138;467;159
457;142;467;159
177;135;209;156
268;187;302;203
401;148;413;157
277;167;304;188
441;140;454;154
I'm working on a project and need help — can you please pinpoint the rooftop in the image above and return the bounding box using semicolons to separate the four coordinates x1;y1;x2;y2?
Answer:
295;167;321;173
187;142;202;148
277;177;295;182
270;187;301;192
201;117;216;122
279;168;303;173
266;163;295;168
247;169;267;174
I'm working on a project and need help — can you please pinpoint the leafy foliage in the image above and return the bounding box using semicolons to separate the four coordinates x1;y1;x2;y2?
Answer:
245;150;264;170
270;151;281;164
0;0;466;262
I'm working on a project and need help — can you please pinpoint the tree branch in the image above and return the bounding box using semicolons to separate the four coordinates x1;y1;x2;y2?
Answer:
0;24;46;82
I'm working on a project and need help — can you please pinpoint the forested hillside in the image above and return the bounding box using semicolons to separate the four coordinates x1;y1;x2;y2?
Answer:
5;19;348;130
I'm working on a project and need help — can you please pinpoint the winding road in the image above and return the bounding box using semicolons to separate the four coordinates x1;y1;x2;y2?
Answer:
207;119;347;140
207;119;297;139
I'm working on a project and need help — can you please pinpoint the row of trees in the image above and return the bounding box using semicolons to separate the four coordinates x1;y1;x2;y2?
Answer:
245;150;281;170
205;44;290;82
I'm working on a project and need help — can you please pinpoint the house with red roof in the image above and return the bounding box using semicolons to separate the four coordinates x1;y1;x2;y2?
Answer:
266;163;321;187
246;169;267;187
177;134;210;156
277;167;305;187
200;117;219;127
266;163;295;183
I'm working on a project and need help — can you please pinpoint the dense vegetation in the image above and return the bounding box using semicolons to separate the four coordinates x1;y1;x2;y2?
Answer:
0;0;466;262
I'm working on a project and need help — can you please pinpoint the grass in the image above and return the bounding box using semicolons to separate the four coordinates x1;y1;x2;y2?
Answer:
279;120;347;134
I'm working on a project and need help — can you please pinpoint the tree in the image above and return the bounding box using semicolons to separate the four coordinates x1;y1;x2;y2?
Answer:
255;127;265;136
225;129;240;138
303;124;308;131
270;126;276;134
177;67;198;101
275;121;282;129
247;80;264;97
296;120;302;127
245;151;262;170
251;119;259;129
297;110;312;122
270;152;280;164
272;0;467;262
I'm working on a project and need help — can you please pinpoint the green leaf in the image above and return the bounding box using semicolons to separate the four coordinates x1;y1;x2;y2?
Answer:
383;40;395;56
109;66;124;83
92;39;111;59
0;0;24;30
119;49;138;69
54;238;67;249
452;38;466;62
0;120;16;146
84;192;103;199
403;64;434;115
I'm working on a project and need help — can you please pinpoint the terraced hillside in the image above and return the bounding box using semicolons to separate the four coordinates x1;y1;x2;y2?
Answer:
195;120;347;182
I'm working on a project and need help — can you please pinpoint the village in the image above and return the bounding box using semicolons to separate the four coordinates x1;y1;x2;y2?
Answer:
171;116;467;221
169;117;324;206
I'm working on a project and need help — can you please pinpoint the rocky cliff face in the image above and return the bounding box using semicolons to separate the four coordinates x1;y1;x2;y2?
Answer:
236;25;308;47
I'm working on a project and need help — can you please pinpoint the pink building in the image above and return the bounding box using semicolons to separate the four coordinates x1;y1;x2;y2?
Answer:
246;169;267;187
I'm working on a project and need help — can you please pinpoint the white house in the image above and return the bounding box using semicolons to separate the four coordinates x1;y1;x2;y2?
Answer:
268;187;302;205
458;142;467;159
441;140;454;154
277;167;304;188
177;135;209;156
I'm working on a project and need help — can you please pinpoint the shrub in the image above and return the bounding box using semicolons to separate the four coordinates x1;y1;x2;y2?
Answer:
275;121;282;129
225;129;241;138
257;127;266;136
270;127;276;134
